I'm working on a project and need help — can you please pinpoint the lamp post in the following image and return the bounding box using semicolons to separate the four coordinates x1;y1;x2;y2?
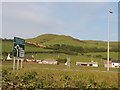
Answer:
107;9;112;71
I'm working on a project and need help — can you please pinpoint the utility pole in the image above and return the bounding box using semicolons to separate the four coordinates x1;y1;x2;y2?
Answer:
107;9;112;71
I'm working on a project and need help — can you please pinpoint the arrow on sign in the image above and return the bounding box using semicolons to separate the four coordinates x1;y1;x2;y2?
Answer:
14;44;20;57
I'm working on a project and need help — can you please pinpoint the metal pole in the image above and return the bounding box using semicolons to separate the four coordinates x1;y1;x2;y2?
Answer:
17;59;19;70
107;10;111;71
13;57;16;70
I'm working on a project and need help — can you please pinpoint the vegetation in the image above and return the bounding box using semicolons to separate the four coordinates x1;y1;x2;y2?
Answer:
45;44;109;55
3;61;119;71
2;35;119;60
1;35;119;89
2;40;53;55
2;68;119;89
27;34;119;49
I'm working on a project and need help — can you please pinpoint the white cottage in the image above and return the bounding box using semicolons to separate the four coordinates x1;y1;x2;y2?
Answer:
104;60;120;68
6;54;35;62
24;55;35;62
7;54;13;60
42;58;58;65
76;61;98;67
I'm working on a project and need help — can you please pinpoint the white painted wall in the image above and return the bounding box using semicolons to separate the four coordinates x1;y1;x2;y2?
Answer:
112;63;120;68
7;54;12;60
92;64;98;67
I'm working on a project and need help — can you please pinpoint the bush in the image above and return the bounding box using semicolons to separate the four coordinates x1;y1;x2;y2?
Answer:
2;70;117;89
56;58;67;63
96;55;102;58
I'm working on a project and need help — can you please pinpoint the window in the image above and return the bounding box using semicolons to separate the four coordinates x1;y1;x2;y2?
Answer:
81;64;87;66
89;64;92;66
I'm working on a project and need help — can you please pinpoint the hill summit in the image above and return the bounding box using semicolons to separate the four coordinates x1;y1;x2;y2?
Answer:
26;34;85;47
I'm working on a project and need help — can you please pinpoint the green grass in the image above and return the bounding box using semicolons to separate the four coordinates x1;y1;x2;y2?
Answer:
2;38;119;71
2;36;119;89
2;62;119;88
86;52;118;60
25;53;99;65
2;40;119;69
2;51;118;68
27;34;119;48
25;52;118;66
2;41;53;53
2;61;119;71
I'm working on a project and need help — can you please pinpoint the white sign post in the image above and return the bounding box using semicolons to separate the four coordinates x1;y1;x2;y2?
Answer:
67;58;70;69
17;59;19;70
13;57;16;71
13;37;25;70
20;59;23;69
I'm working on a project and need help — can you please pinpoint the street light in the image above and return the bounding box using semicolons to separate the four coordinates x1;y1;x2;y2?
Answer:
107;9;112;71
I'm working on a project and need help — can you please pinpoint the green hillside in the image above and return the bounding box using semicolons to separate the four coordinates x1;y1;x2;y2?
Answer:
2;40;53;53
27;34;118;49
2;35;119;89
2;34;119;61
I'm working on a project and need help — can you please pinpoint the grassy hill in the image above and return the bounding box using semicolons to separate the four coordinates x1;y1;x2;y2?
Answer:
2;40;53;53
27;34;119;49
2;35;119;89
2;34;119;62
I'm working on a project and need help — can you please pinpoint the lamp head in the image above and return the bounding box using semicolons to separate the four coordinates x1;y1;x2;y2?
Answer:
109;9;113;13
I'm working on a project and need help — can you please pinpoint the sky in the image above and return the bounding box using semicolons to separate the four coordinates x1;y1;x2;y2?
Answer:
2;2;118;41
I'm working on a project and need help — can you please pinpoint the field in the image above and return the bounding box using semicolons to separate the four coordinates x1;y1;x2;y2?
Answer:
2;40;119;70
25;52;118;67
1;36;120;89
2;61;119;89
2;41;53;53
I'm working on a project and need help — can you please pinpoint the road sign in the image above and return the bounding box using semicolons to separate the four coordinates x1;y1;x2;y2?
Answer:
13;37;25;58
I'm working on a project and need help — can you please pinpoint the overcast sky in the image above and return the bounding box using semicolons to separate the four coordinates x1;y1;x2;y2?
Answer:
2;2;118;41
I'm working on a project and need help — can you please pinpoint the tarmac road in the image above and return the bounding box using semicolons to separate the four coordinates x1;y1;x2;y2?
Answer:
27;67;119;72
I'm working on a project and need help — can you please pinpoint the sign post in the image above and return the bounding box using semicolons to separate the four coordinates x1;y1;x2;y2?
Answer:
13;37;25;70
13;57;16;71
67;58;70;69
17;59;19;70
20;59;23;69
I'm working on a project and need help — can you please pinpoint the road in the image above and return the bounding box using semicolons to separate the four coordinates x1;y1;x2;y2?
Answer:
27;67;119;72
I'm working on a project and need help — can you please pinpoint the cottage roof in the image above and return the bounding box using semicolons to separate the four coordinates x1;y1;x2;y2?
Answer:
111;60;120;63
43;58;56;61
104;60;120;64
9;54;13;58
104;61;112;64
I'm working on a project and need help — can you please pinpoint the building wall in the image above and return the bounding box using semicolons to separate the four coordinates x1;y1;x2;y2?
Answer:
92;64;98;67
76;63;98;67
42;61;57;64
26;59;35;62
104;64;113;68
104;63;120;68
112;63;120;68
7;54;13;60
